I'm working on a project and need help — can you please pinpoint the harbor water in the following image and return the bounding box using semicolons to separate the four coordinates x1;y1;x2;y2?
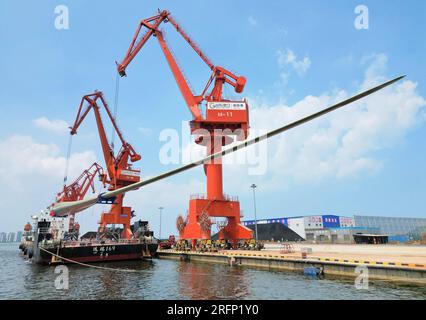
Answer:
0;243;425;300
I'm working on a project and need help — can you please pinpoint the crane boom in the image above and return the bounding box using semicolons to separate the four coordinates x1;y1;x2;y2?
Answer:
117;10;214;76
155;30;202;119
70;91;141;186
116;9;247;126
165;14;214;69
117;12;168;77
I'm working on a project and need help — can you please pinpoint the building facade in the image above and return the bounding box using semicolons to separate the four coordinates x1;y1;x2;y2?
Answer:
243;214;426;243
304;227;381;244
242;215;355;229
354;215;426;241
243;215;357;243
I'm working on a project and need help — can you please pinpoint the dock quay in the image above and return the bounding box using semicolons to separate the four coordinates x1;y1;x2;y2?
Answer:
158;244;426;285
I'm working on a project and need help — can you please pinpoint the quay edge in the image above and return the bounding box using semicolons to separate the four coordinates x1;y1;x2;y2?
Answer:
158;249;426;285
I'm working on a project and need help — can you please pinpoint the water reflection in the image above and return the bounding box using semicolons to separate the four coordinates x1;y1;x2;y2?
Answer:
87;260;156;299
177;261;250;299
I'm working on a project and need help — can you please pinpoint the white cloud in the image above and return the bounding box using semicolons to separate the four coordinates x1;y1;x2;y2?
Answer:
0;135;96;190
0;135;98;232
361;53;388;88
277;49;311;76
248;16;259;27
223;53;426;190
33;117;69;134
161;54;424;191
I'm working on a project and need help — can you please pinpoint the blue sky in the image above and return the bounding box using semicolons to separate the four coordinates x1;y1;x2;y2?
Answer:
0;0;425;235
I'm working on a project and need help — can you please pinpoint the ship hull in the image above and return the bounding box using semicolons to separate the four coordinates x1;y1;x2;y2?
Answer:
36;242;158;265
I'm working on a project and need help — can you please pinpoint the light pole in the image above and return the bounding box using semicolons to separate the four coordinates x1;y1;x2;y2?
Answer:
158;206;164;240
250;184;258;242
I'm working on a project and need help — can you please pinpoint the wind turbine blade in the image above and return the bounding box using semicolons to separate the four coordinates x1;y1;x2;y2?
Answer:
50;75;405;216
50;198;99;216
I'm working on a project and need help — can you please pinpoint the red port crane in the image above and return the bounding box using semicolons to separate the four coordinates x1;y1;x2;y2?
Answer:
52;162;105;235
55;162;105;205
116;9;252;248
69;91;142;239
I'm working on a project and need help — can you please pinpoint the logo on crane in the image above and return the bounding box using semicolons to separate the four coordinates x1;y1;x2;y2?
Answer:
207;102;247;110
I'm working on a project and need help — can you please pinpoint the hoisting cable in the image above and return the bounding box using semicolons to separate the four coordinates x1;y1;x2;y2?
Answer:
63;133;73;187
110;72;120;151
38;246;248;277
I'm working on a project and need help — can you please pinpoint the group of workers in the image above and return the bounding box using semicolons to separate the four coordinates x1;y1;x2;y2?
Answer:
171;238;264;252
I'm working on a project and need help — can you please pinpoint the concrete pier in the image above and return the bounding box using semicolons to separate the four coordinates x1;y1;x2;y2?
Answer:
158;246;426;285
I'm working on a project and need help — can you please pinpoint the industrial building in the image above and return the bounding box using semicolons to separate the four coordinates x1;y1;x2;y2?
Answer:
304;227;384;244
242;214;425;244
243;215;363;243
354;215;426;242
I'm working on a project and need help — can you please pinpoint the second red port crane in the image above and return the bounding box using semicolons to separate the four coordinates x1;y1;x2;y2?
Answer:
116;9;252;248
55;162;105;205
53;162;105;236
69;91;142;239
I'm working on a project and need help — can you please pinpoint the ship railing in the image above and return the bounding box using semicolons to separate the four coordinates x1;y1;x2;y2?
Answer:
117;239;140;244
190;193;239;202
61;238;145;247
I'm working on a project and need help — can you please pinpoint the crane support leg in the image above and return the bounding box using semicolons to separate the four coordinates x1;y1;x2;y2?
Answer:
98;194;133;239
179;133;253;249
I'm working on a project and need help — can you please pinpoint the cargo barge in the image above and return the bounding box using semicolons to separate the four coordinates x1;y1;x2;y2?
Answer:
36;240;158;265
20;214;158;265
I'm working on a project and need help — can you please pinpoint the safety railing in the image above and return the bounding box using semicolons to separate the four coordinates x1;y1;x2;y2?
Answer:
190;193;238;201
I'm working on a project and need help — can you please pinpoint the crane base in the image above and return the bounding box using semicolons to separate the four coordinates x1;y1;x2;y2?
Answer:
179;197;253;249
98;206;133;239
